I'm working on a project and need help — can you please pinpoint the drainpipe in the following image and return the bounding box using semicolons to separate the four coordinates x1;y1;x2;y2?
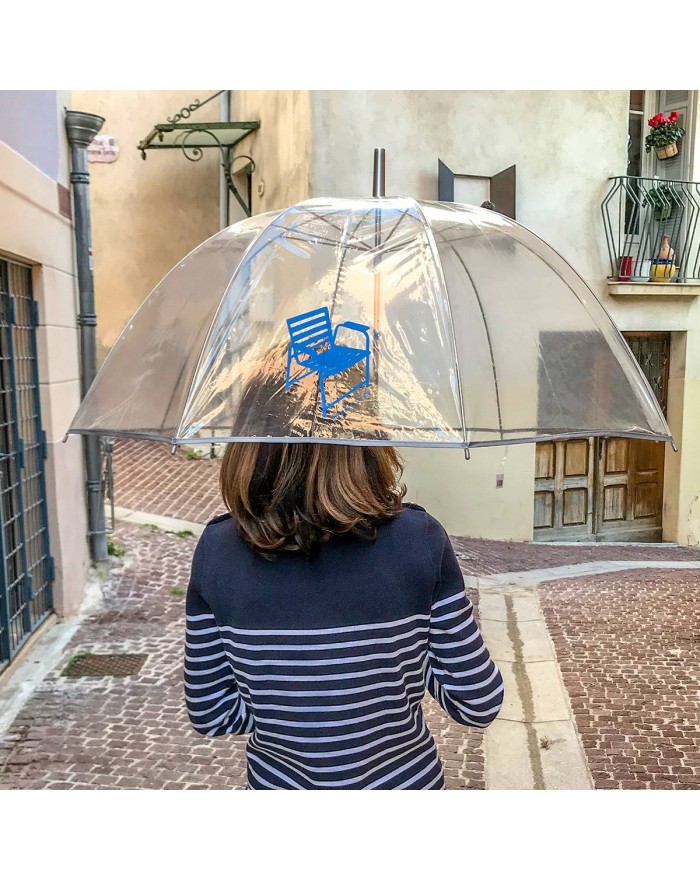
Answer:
64;109;109;562
220;90;230;229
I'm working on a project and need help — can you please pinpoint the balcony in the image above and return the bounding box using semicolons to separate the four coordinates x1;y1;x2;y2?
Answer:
602;175;700;297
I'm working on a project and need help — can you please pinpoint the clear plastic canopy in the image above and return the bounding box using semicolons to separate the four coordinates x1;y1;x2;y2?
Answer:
69;197;673;449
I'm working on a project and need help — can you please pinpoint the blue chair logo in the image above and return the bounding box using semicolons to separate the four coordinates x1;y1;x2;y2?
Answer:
285;307;371;417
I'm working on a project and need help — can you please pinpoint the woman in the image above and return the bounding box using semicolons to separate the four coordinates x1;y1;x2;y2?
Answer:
184;443;504;790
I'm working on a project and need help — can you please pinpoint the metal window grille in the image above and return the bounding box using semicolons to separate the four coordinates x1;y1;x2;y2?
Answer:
0;258;54;670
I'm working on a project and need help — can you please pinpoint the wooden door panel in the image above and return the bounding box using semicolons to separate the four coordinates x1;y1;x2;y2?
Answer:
605;437;629;473
534;491;554;529
635;481;658;518
603;484;627;522
635;441;656;471
564;440;589;476
563;487;588;526
535;442;555;480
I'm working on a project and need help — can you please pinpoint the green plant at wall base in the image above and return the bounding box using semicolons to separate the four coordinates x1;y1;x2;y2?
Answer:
645;112;685;151
170;587;185;597
642;185;676;221
175;529;195;538
107;535;126;557
186;449;204;460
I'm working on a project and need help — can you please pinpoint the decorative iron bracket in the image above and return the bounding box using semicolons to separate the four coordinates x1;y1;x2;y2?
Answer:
138;94;260;217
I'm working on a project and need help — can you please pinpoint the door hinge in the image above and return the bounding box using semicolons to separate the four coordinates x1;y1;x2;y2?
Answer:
17;438;25;470
30;298;40;327
39;429;48;460
46;555;55;582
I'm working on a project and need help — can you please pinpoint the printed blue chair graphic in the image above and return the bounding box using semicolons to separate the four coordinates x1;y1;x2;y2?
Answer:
285;307;371;417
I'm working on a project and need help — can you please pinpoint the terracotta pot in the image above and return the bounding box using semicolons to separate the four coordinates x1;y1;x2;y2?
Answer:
656;142;679;160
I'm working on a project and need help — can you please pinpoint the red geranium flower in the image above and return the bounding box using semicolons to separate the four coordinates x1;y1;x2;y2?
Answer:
669;111;680;122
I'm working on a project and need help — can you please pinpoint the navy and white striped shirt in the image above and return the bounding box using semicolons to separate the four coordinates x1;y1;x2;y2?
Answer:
184;503;503;790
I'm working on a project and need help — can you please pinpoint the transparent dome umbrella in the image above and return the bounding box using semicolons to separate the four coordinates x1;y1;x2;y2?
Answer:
67;197;673;453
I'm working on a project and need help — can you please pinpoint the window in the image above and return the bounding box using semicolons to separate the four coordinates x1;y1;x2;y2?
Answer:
625;90;646;234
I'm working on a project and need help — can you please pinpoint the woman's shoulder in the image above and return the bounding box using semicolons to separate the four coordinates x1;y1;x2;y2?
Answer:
397;502;449;543
200;511;238;547
206;512;233;527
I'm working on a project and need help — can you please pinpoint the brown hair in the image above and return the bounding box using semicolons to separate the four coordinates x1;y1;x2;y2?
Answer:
219;443;406;559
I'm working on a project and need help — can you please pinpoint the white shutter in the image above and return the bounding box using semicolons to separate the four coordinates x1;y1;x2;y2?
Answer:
655;90;691;180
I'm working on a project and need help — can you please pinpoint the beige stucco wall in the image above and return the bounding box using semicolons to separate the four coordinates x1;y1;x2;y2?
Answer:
309;90;630;538
228;90;312;220
71;91;222;362
0;92;90;618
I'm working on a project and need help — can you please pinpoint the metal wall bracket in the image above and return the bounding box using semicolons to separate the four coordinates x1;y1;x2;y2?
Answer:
138;93;260;218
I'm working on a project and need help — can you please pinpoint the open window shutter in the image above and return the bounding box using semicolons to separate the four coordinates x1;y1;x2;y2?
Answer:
438;159;455;201
655;91;691;180
490;165;516;219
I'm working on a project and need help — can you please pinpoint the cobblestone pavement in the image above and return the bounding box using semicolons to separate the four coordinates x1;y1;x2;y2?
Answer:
539;569;700;790
2;438;698;790
113;439;700;574
0;524;485;790
112;439;222;524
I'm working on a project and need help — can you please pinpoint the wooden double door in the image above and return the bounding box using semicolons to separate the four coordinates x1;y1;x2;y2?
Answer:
533;333;669;543
534;436;665;542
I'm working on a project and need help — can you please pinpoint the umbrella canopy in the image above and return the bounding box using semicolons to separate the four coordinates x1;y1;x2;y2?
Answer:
68;197;673;450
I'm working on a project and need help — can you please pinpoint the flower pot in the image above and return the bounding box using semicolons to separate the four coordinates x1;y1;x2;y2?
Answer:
655;205;673;221
618;255;634;281
650;258;677;282
656;142;679;160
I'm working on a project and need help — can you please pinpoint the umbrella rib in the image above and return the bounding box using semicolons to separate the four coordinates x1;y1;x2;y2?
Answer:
308;209;373;438
287;209;373;252
446;242;505;440
173;209;285;442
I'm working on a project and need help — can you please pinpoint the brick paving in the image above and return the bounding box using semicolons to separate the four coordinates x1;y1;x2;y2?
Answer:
0;523;485;790
112;439;223;524
113;439;700;574
539;569;700;790
2;437;698;789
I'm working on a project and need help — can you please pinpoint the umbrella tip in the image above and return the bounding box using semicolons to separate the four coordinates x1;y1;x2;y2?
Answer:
372;148;386;198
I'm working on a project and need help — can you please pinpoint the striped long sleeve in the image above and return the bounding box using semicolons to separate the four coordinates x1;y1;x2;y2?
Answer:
184;534;254;737
425;528;504;728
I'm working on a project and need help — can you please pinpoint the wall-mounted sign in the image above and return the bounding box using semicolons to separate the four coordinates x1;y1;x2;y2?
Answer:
88;134;120;163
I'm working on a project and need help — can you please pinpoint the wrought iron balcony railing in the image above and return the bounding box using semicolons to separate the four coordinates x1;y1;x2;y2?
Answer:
602;175;700;283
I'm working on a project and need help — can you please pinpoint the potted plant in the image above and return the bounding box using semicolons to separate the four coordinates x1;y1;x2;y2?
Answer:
645;112;685;160
642;183;676;221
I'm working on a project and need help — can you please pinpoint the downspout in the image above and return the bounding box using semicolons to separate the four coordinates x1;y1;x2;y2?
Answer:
220;90;230;229
64;110;109;562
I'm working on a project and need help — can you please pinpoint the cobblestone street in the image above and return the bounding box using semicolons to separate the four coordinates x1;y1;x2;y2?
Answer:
539;569;700;789
0;439;698;789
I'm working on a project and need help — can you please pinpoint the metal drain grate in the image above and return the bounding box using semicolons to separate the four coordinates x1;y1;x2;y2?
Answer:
61;653;148;678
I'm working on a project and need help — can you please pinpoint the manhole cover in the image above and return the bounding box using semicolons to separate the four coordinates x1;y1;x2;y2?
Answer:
61;653;148;678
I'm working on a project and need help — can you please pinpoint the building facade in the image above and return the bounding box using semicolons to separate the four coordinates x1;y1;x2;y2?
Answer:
0;90;91;671
224;89;699;546
84;89;700;547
